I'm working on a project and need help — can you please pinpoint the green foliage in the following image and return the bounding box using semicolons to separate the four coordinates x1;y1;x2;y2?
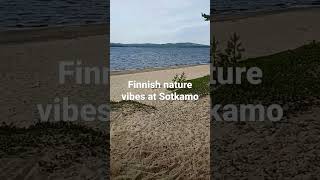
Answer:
211;36;220;66
171;41;320;111
0;121;107;166
110;100;156;111
216;33;245;66
171;76;210;97
225;33;245;65
172;72;187;84
213;41;320;114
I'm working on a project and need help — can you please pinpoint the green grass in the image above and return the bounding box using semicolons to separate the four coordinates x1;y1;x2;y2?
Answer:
169;76;210;97
0;121;108;155
110;100;156;111
213;42;320;112
0;121;108;172
171;42;320;113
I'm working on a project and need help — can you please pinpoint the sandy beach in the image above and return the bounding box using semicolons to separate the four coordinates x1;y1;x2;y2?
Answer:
0;25;109;179
110;65;210;179
111;95;210;179
111;7;320;179
213;7;320;58
111;7;320;103
0;25;108;127
1;6;320;179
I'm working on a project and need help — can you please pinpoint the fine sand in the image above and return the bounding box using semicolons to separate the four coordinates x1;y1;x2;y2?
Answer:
0;25;108;127
213;7;320;58
111;96;210;179
110;65;210;179
0;25;109;179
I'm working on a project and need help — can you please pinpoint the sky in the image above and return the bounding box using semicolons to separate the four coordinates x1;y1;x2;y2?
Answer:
111;0;209;45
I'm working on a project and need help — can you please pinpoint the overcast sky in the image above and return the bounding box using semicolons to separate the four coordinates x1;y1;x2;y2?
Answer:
111;0;209;45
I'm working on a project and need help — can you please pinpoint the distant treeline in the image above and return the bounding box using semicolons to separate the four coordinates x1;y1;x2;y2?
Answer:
111;43;210;48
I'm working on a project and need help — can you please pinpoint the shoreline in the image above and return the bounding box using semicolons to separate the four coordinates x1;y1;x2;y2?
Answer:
110;64;209;103
110;64;210;76
0;27;108;127
0;23;108;44
213;6;320;22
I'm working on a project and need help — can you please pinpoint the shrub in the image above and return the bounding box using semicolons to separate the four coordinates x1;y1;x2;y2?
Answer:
172;72;187;84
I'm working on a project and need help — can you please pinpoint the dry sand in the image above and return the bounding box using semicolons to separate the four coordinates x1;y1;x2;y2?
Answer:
111;96;210;179
0;25;108;127
110;65;210;179
213;8;320;58
0;25;109;179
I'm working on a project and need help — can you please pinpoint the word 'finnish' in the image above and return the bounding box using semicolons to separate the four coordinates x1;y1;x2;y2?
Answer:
59;61;109;84
128;81;192;89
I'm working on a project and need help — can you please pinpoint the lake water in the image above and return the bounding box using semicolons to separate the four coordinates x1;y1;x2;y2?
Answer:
212;0;320;16
110;47;210;71
0;0;107;29
1;0;319;29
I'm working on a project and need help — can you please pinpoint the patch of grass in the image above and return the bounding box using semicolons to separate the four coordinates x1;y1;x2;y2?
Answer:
168;42;320;113
170;75;210;97
0;121;108;172
213;42;320;113
111;100;156;111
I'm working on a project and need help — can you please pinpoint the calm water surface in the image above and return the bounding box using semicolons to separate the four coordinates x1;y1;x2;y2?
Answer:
0;0;107;29
1;0;319;29
212;0;320;15
111;47;210;71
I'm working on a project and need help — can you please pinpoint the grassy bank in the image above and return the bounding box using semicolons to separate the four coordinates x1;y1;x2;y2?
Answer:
0;121;108;173
175;42;320;113
172;75;210;97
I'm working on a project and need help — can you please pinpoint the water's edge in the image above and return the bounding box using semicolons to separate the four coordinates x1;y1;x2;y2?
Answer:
110;64;210;76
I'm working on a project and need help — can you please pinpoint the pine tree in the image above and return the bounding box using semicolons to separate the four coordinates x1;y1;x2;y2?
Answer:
225;33;245;65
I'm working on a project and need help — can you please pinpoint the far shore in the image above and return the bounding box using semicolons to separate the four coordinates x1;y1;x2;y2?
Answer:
110;63;210;76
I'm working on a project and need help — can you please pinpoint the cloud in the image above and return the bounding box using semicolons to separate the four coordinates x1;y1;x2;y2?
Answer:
111;0;209;45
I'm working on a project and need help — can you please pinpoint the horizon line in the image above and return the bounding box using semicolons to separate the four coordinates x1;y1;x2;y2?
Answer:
111;42;210;45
